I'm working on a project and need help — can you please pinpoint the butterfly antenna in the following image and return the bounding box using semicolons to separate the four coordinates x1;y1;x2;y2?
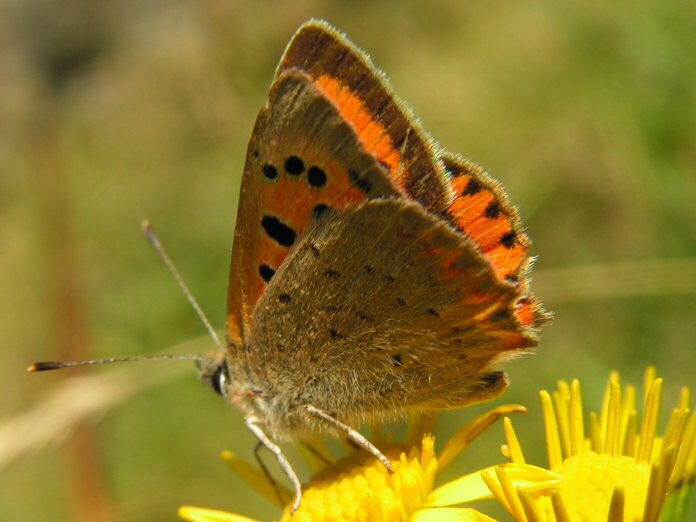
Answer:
141;220;224;349
27;354;203;372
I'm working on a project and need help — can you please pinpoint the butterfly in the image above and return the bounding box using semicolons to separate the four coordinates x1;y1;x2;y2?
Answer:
196;19;549;511
29;19;549;513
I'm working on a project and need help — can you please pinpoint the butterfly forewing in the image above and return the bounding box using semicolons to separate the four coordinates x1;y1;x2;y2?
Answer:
227;70;403;343
277;20;453;216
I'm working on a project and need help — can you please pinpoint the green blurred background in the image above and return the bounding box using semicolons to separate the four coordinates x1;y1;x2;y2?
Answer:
1;1;695;521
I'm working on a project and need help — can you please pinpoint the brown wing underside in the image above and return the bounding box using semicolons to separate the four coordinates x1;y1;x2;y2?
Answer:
249;199;537;423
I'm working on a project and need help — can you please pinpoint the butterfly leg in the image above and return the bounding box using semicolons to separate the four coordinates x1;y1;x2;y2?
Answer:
245;417;302;513
305;404;394;473
253;441;288;508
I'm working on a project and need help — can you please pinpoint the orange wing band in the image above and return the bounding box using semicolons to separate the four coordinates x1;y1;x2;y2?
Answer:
315;75;405;188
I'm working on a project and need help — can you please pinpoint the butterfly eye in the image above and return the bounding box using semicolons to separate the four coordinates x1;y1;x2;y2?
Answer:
211;362;229;397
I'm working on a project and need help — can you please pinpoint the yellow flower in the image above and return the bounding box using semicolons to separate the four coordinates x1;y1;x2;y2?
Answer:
482;367;696;522
179;404;555;522
178;368;694;522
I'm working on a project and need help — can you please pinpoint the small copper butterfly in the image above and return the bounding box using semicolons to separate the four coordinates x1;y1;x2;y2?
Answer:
211;19;549;510
31;20;549;512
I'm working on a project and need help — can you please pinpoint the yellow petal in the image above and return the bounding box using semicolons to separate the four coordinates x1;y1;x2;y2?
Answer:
671;410;696;488
438;404;527;470
552;389;571;459
679;386;691;411
495;466;525;521
569;379;585;457
605;378;622;457
411;507;500;522
178;506;261;522
637;378;663;463
540;390;563;470
518;488;543;522
426;464;561;507
503;417;526;464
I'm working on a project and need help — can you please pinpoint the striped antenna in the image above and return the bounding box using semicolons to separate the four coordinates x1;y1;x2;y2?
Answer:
27;354;203;372
28;221;220;373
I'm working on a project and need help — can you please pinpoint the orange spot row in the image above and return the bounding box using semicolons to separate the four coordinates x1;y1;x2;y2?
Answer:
449;176;495;229
315;75;404;186
486;243;526;280
447;174;527;281
465;215;511;251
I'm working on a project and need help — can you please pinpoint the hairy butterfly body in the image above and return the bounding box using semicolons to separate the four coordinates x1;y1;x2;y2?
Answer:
205;20;548;510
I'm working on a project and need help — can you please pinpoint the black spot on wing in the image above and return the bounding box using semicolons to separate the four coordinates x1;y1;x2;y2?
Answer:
284;156;305;176
501;231;516;249
313;204;331;219
462;178;482;196
485;201;501;219
357;311;373;321
259;264;275;283
329;329;345;340
262;163;277;179
261;215;296;247
307;166;327;187
348;170;372;194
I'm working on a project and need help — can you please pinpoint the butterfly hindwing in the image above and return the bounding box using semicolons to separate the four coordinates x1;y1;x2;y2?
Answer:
248;199;536;428
227;69;403;344
443;153;529;282
443;153;550;329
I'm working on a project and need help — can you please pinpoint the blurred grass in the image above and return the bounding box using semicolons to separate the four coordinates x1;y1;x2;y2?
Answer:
1;1;695;521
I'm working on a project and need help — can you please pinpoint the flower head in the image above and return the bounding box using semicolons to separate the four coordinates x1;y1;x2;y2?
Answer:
483;367;695;522
178;368;694;522
179;405;536;522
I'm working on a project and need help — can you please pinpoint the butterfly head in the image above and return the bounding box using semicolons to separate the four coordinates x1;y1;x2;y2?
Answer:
195;348;270;423
196;349;233;399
